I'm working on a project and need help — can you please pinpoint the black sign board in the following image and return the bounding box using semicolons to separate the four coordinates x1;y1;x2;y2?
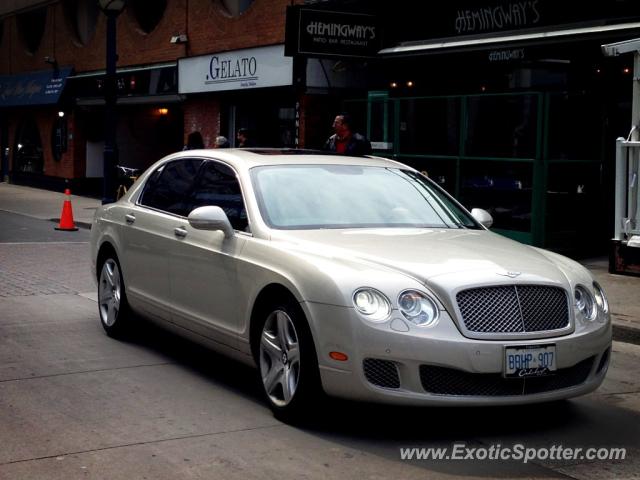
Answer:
285;6;382;59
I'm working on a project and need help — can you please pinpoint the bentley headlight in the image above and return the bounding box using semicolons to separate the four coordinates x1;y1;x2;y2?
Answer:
353;288;391;322
593;282;609;317
398;290;439;327
575;285;596;322
593;282;609;321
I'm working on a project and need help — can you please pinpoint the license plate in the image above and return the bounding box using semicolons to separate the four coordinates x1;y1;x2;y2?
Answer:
504;344;556;378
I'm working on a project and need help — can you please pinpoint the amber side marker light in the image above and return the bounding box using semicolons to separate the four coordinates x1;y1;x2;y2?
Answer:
329;351;349;361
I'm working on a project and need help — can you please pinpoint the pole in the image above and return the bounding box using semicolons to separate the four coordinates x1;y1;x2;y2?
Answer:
102;10;118;204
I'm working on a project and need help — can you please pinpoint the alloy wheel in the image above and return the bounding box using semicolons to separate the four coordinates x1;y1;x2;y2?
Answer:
259;310;301;407
99;259;121;327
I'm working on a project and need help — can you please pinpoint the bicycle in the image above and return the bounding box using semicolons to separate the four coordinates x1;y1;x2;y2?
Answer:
115;165;142;200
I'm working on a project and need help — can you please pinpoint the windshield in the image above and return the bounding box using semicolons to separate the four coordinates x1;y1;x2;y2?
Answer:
250;165;481;230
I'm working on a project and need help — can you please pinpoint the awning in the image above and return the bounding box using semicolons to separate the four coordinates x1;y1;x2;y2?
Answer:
0;67;73;107
67;62;176;79
75;93;184;106
379;21;640;56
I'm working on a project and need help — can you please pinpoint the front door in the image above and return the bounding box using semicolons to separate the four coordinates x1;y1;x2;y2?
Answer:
168;159;249;347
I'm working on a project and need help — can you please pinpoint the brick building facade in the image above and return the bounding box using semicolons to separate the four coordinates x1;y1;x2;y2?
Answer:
0;0;313;195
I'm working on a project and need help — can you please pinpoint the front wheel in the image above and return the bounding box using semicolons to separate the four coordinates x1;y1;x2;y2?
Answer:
258;302;321;421
98;256;132;337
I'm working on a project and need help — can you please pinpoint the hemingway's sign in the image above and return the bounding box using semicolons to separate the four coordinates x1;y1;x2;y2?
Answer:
178;45;292;94
286;7;381;58
454;0;541;34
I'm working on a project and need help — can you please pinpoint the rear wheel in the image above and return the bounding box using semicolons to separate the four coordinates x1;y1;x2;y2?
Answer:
257;301;321;421
98;256;132;337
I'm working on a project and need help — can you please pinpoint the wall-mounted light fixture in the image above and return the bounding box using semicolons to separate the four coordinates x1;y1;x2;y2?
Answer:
170;34;188;44
157;108;169;116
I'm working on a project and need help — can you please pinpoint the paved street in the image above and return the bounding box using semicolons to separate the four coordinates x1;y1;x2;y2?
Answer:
1;191;640;479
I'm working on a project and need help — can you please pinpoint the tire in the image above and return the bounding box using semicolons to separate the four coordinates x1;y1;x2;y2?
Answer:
256;299;322;422
97;255;132;338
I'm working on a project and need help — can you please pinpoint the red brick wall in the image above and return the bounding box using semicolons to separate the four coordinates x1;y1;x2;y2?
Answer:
187;0;291;56
183;97;221;148
0;0;300;76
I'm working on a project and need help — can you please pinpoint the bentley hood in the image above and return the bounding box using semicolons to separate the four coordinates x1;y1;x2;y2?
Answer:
271;228;577;293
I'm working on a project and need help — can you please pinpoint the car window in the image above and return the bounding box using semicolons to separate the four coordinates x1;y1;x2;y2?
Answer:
139;158;204;216
190;160;249;231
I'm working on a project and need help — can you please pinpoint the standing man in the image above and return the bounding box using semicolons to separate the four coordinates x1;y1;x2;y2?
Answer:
236;128;253;147
324;113;372;156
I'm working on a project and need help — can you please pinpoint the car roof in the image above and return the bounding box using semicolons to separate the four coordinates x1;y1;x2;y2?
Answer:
171;148;412;172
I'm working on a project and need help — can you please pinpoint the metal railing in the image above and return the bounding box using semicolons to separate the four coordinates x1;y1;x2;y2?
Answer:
614;137;640;243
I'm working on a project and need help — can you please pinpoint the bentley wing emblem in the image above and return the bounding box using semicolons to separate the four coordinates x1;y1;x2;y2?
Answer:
497;271;522;278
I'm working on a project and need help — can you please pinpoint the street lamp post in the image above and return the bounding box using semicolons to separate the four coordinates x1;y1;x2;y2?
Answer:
99;0;126;204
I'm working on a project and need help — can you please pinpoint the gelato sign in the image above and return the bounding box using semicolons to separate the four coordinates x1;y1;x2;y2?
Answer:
178;45;292;94
286;7;381;58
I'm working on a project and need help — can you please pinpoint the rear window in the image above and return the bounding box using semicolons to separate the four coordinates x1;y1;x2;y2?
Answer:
139;159;203;216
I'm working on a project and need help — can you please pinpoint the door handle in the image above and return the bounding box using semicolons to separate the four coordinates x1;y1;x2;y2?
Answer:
125;213;136;224
174;227;188;238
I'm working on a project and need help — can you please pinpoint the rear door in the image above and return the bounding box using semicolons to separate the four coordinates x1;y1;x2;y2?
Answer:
121;158;203;320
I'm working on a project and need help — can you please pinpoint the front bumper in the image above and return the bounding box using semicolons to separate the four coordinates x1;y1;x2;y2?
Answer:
302;302;612;406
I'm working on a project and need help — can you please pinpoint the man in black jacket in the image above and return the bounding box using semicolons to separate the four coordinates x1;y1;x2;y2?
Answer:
324;114;372;156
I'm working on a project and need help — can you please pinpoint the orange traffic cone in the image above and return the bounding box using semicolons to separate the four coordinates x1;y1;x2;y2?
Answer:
55;188;79;231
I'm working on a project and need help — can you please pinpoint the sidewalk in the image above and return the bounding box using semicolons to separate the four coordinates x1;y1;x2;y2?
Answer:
1;182;638;341
0;183;100;228
580;257;640;344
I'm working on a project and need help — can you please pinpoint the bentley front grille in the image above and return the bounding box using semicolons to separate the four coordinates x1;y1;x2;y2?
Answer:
456;285;569;334
419;357;594;396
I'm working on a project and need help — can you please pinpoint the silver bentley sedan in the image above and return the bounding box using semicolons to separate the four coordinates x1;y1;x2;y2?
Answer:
90;149;611;420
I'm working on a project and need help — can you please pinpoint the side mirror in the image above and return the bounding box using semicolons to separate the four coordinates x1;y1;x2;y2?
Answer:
471;208;493;229
188;206;234;238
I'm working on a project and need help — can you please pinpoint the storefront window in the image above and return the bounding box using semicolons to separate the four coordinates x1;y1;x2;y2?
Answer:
129;0;166;34
399;97;460;156
546;162;605;247
16;8;47;54
466;94;538;159
547;93;602;161
366;97;393;152
14;118;44;173
64;0;99;46
459;160;533;232
51;115;68;161
398;156;457;195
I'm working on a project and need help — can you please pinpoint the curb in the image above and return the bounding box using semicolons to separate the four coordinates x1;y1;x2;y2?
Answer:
613;324;640;346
